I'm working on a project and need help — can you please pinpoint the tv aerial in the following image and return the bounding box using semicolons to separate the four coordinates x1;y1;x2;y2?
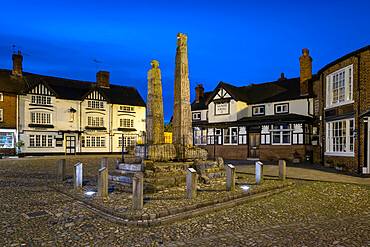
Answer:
93;58;102;72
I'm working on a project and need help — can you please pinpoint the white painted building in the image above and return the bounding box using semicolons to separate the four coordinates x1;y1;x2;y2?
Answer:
18;71;146;155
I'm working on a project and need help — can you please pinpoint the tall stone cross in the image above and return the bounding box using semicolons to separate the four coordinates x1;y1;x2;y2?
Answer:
147;60;165;144
172;33;193;146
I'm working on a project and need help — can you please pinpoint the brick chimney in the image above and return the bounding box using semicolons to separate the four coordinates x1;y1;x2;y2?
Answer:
278;72;287;81
12;51;23;76
195;84;204;102
96;71;110;88
299;49;312;95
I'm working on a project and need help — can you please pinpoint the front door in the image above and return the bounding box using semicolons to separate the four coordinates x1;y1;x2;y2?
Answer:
66;136;76;154
249;133;260;158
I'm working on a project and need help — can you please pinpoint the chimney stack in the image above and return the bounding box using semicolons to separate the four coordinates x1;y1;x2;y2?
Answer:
195;84;204;102
96;71;110;88
12;51;23;76
299;49;312;95
278;72;287;81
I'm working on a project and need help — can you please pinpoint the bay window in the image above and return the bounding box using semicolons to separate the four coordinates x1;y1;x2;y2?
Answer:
271;124;292;145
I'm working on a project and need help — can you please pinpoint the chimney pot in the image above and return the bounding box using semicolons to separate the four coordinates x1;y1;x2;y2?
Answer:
278;73;286;81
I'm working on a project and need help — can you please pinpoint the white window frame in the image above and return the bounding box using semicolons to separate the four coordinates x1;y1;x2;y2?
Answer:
29;134;53;147
194;127;207;145
325;65;353;109
275;103;289;114
120;118;134;128
223;127;238;145
31;112;52;124
252;105;265;116
120;105;134;112
0;109;2;122
0;93;3;101
87;100;104;109
31;95;52;105
325;118;355;156
83;136;105;147
0;131;14;148
271;124;292;145
192;112;201;120
118;135;137;148
87;116;104;127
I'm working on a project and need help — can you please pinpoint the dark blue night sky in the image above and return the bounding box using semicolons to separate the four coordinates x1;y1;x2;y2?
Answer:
1;0;369;122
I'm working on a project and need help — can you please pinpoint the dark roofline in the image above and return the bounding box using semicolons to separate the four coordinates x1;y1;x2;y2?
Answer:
318;45;370;73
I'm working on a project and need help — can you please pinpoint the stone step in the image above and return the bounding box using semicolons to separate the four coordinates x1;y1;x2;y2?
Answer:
108;174;133;184
117;163;144;172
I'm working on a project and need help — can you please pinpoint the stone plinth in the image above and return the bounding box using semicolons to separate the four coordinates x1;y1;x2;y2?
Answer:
147;60;165;145
279;160;286;181
255;161;263;185
226;164;235;191
101;157;108;168
132;172;144;210
74;162;83;189
57;159;66;182
186;168;197;199
98;167;108;197
172;33;193;147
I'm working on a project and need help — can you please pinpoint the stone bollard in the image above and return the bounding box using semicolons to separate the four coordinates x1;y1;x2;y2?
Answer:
226;164;235;191
101;157;108;168
187;168;197;199
57;159;66;182
98;167;108;197
74;162;83;189
115;159;120;170
279;160;286;181
255;161;263;185
132;172;144;210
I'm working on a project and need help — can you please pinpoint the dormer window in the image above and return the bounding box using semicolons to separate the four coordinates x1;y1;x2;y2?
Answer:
192;112;201;120
252;105;265;116
275;103;289;114
88;100;104;109
31;95;51;105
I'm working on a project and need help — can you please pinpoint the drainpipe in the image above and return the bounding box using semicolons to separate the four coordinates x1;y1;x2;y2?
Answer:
110;103;113;154
320;73;325;165
79;100;82;154
355;54;361;174
16;94;20;155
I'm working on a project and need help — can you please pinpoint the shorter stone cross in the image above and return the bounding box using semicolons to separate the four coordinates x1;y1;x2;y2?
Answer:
279;160;286;181
101;157;108;168
74;162;83;189
255;161;264;185
98;167;108;197
187;168;197;199
57;159;66;182
226;164;235;191
132;172;144;210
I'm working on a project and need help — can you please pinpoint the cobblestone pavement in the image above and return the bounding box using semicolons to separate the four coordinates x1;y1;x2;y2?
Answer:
1;156;369;246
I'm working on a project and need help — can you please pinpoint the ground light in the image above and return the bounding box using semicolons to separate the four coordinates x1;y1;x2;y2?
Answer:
85;191;96;196
241;185;250;191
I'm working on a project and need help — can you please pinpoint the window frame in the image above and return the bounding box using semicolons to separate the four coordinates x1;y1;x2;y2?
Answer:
271;124;292;145
0;93;3;101
252;105;265;116
223;127;238;145
325;65;353;109
192;112;201;120
120;118;134;128
87;100;104;109
325;118;355;156
31;95;52;105
31;112;52;124
274;103;289;114
87;116;104;127
0;108;3;122
29;134;53;147
194;127;207;145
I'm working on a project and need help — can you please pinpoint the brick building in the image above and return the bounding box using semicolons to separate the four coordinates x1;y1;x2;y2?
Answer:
0;52;28;155
318;45;370;173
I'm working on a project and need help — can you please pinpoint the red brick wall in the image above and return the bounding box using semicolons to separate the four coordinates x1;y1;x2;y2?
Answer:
322;48;370;172
198;145;249;160
0;92;17;128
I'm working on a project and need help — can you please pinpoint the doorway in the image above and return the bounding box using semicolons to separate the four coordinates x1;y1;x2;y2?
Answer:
249;133;260;159
66;136;76;154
